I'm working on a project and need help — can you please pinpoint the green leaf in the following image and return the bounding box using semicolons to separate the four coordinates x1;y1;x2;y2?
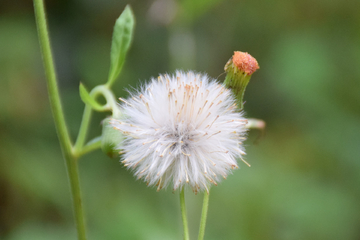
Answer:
107;5;135;87
79;83;103;111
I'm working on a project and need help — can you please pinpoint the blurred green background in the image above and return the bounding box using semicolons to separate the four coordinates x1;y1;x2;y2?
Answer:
1;0;360;239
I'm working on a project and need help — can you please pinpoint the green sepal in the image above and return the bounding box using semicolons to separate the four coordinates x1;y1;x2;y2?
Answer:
101;117;124;158
106;5;135;87
224;66;251;110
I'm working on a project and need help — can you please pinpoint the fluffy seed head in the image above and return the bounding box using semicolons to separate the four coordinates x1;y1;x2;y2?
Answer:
110;71;248;193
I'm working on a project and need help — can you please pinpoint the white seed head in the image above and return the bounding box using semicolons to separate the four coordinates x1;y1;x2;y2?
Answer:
111;71;248;193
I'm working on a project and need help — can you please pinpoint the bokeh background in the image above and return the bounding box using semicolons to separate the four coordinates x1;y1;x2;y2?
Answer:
1;0;360;239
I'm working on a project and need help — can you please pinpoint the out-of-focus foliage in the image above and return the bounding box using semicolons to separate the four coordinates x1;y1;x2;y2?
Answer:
1;0;359;239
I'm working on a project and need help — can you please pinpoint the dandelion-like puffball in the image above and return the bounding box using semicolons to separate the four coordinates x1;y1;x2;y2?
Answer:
111;71;249;193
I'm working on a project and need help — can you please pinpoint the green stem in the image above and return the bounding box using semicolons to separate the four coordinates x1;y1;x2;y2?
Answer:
34;0;87;239
92;85;120;116
74;104;92;154
74;85;119;156
33;0;72;155
67;155;87;240
77;136;102;157
180;188;190;240
197;190;210;240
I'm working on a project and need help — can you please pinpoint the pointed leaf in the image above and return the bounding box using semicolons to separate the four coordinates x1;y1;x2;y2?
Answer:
107;5;135;87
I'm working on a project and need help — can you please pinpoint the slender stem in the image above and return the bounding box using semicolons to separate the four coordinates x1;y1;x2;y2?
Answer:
76;136;102;158
197;190;210;240
74;104;92;153
68;155;87;240
33;0;72;154
34;1;87;239
180;188;190;240
74;85;119;155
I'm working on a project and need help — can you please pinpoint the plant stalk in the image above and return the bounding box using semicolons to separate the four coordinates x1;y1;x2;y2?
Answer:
197;190;210;240
180;188;190;240
34;0;87;239
74;85;119;156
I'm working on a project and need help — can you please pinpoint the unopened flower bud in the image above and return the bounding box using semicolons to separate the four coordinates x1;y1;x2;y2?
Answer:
224;51;259;110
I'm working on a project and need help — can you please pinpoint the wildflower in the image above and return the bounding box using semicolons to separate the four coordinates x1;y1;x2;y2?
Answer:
110;71;249;193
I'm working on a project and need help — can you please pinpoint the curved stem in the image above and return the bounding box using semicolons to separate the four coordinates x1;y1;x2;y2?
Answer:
76;136;102;158
197;190;210;240
94;85;120;117
74;85;119;155
34;1;87;239
180;188;190;240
